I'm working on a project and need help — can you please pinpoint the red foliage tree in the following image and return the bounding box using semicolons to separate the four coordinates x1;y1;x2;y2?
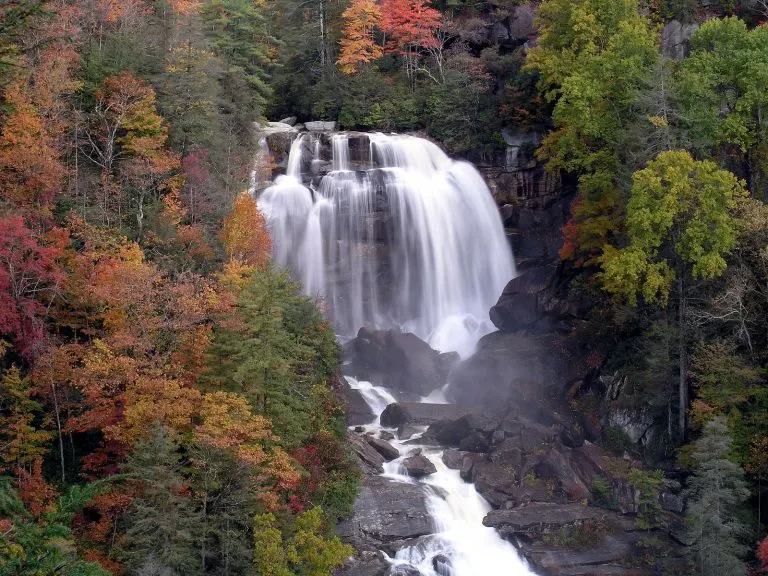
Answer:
0;215;66;356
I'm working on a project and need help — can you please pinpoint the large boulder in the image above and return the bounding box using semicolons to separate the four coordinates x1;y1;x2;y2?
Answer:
347;433;385;474
366;436;400;461
483;503;606;537
403;454;437;478
380;402;473;429
305;120;337;131
346;328;458;396
337;475;433;553
343;386;376;426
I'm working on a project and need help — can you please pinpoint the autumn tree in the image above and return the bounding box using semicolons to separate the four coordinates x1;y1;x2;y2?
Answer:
0;215;66;356
381;0;443;79
338;0;383;75
220;192;271;267
252;507;352;576
81;72;179;231
677;17;768;195
601;150;747;439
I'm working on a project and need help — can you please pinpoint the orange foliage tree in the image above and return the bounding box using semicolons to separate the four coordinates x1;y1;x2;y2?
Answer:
338;0;383;74
220;192;271;267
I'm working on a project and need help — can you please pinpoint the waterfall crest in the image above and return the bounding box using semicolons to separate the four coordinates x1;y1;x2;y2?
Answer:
257;132;515;357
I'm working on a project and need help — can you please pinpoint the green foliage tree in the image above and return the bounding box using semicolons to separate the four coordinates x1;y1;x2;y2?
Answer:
252;507;352;576
678;17;768;196
202;0;275;118
204;268;339;448
122;425;204;576
0;476;111;576
526;0;658;262
684;416;751;576
601;150;747;439
628;468;664;530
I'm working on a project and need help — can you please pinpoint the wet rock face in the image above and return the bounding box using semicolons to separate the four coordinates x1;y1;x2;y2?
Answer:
345;328;459;397
337;475;433;554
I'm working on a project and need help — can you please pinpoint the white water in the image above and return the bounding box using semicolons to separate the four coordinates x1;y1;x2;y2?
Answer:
258;133;515;358
348;377;537;576
259;132;531;574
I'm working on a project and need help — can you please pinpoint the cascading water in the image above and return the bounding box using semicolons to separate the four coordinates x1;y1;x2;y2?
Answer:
257;132;515;358
347;377;537;576
258;130;533;575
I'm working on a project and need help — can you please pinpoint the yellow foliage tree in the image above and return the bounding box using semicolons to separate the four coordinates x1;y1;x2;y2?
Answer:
337;0;383;74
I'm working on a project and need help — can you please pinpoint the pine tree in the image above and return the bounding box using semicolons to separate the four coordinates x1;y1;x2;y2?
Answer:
685;416;751;576
122;425;204;576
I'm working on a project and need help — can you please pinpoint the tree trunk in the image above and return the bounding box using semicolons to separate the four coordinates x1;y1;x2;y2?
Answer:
678;278;687;442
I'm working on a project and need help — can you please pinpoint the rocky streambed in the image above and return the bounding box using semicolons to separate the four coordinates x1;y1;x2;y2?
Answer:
336;328;689;576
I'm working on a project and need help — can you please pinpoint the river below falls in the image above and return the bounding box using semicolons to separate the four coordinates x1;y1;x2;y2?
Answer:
346;377;537;576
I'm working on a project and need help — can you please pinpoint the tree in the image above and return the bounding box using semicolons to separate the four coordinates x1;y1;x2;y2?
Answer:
0;475;111;576
684;416;751;576
677;17;768;195
0;215;66;356
337;0;383;75
0;80;64;210
220;192;271;267
82;72;179;230
202;0;275;117
601;150;747;439
122;425;204;576
0;367;53;473
381;0;443;79
252;507;352;576
526;0;657;263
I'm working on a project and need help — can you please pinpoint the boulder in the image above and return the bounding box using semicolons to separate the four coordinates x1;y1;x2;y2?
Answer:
380;402;473;429
337;476;433;553
344;387;376;426
660;492;684;514
442;449;464;470
472;460;517;507
607;408;652;445
662;19;699;60
403;454;437;478
348;433;385;474
380;431;395;441
336;552;390;576
489;439;522;471
346;328;458;396
460;453;479;481
483;503;606;536
489;265;557;332
445;330;592;411
366;436;400;461
305;120;337;131
432;554;452;576
277;116;297;126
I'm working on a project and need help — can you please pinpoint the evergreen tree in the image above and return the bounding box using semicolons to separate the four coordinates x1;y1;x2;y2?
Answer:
123;425;204;576
685;416;751;576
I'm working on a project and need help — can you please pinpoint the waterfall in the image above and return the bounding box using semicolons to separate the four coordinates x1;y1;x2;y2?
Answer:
257;132;515;358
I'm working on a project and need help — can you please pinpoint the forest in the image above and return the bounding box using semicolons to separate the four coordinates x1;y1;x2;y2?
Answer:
2;0;768;574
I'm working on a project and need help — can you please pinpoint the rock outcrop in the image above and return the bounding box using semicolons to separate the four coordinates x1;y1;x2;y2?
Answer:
344;328;459;397
337;475;433;554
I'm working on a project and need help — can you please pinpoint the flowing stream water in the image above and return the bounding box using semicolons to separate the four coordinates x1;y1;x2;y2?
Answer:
257;131;535;575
